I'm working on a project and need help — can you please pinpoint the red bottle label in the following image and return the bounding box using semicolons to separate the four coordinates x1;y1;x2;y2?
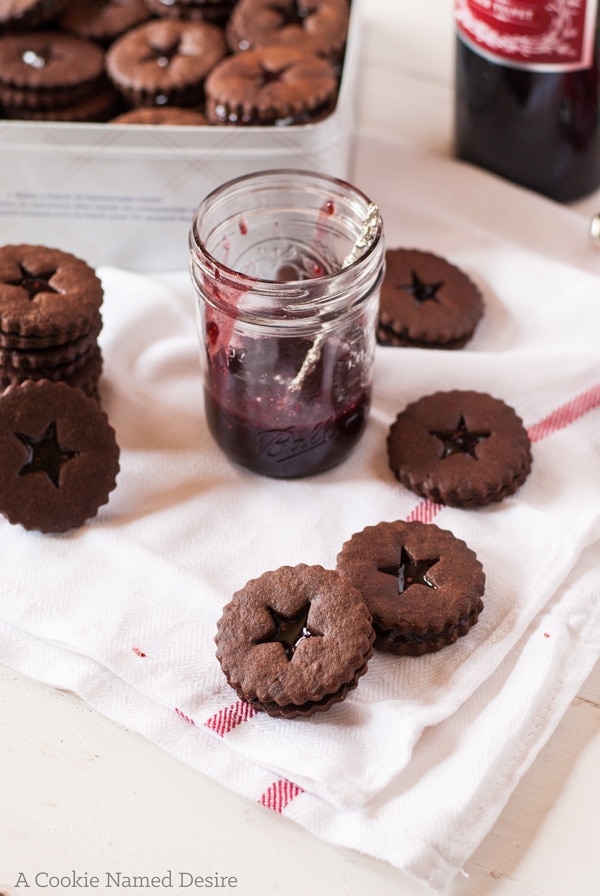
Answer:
455;0;598;70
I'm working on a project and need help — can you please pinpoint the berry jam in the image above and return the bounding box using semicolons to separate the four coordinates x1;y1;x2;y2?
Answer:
203;333;370;478
204;387;368;478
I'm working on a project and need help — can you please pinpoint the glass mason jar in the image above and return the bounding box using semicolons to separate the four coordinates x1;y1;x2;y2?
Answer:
189;169;385;479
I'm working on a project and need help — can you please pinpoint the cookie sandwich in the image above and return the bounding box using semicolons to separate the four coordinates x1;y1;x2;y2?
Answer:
204;44;338;124
215;564;375;718
336;520;485;656
387;389;532;507
377;248;484;350
0;378;120;533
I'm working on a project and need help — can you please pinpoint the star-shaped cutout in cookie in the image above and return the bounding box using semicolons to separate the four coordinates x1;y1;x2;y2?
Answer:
143;40;180;68
396;270;443;304
378;546;438;594
16;420;78;488
256;603;321;661
430;415;490;459
256;63;291;86
8;262;60;301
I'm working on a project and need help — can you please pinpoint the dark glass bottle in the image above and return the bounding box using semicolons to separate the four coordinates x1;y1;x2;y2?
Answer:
454;0;600;202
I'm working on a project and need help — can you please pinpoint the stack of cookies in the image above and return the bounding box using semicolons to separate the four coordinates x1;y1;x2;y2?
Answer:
0;243;105;401
0;242;121;534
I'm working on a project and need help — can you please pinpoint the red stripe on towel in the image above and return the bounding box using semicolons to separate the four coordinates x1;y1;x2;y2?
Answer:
406;499;443;524
175;707;196;725
205;700;257;737
259;778;304;813
527;383;600;443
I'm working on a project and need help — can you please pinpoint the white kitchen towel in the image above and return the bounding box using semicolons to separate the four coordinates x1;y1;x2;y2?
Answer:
1;134;600;891
2;534;598;893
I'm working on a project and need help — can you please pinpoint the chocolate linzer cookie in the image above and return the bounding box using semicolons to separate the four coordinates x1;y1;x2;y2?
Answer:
0;30;106;115
0;379;120;533
377;248;484;349
105;18;228;108
215;564;375;718
204;45;338;125
387;390;532;507
336;520;485;656
226;0;350;62
0;244;104;346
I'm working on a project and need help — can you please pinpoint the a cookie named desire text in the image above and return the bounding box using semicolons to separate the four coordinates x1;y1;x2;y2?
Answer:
11;869;238;889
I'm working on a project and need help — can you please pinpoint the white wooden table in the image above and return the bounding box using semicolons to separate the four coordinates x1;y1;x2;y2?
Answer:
1;2;599;894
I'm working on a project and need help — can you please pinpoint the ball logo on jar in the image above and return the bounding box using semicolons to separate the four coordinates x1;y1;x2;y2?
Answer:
257;419;338;463
455;0;599;70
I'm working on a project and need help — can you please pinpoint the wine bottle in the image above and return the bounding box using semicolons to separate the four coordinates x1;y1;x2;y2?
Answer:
453;0;600;202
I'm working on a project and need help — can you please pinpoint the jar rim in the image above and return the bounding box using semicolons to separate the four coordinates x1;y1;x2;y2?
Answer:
189;168;383;293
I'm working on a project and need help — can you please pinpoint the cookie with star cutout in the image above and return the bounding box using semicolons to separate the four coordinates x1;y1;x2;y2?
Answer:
0;244;104;347
0;379;120;533
336;520;485;656
377;248;484;349
204;45;338;125
215;564;375;718
105;18;227;109
387;390;532;507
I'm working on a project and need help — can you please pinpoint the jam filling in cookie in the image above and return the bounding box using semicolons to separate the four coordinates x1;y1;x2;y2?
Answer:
430;414;490;459
255;602;321;660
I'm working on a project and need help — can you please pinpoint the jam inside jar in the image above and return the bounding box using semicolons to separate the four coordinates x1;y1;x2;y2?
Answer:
189;169;385;479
